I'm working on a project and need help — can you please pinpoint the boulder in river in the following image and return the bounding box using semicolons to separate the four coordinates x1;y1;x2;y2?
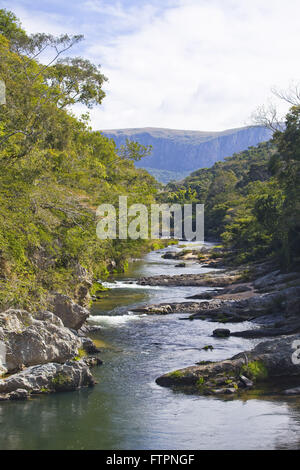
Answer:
156;334;300;396
162;252;178;260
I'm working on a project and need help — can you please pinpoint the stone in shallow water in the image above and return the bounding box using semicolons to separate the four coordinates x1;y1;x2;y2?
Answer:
49;294;89;330
213;328;231;338
9;389;29;401
0;360;95;399
283;387;300;396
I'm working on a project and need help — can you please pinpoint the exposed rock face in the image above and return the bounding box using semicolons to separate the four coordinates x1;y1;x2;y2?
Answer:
156;335;300;396
138;272;241;287
0;360;95;400
0;309;81;374
162;252;178;260
132;302;201;315
253;271;300;291
189;286;300;322
49;294;89;330
283;386;300;396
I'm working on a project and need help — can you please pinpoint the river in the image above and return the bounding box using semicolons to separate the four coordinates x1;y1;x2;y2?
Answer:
0;242;300;450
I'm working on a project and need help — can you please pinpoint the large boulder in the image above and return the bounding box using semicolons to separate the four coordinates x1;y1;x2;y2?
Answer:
0;309;81;374
49;294;89;330
0;360;95;400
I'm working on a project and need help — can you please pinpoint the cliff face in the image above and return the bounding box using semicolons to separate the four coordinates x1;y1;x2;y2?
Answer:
102;126;272;181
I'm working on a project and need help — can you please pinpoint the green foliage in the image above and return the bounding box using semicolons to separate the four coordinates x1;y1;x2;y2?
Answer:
167;370;185;379
163;118;300;268
0;10;158;310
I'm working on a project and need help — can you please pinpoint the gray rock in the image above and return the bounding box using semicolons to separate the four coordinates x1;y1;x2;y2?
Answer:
283;386;300;396
213;328;231;338
132;302;202;315
224;387;237;394
186;291;220;300
253;271;300;291
189;286;300;322
231;321;300;339
50;294;89;330
9;389;29;401
80;336;100;354
0;310;81;373
228;285;252;294
156;334;300;396
138;271;241;287
0;361;95;397
239;375;254;388
162;252;178;260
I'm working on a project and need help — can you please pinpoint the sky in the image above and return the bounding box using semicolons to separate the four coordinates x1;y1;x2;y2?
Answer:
2;0;300;131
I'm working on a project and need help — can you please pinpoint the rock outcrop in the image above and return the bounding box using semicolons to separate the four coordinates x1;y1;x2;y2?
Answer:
49;293;89;330
0;360;95;400
189;286;300;322
0;309;82;374
156;334;300;396
138;271;241;287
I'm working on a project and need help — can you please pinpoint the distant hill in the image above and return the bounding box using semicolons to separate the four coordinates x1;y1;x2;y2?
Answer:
102;126;273;183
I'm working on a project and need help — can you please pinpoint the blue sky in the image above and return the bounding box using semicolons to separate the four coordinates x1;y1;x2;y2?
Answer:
1;0;300;130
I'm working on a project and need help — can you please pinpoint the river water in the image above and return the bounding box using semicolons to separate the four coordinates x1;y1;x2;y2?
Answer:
0;242;300;450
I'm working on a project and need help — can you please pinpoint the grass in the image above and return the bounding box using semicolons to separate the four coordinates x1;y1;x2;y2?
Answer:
241;361;268;382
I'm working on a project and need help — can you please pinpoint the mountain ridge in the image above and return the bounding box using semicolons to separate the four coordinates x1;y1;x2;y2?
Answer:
102;125;273;182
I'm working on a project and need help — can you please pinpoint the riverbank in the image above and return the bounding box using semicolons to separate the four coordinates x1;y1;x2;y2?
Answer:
132;245;300;397
0;239;175;401
1;241;300;402
0;300;102;400
1;241;300;449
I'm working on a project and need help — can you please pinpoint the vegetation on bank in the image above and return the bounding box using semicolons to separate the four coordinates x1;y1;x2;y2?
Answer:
0;10;160;311
161;110;300;269
1;8;299;314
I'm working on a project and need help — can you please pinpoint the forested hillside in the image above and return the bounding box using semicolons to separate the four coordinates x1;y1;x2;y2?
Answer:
162;114;300;268
103;126;272;182
0;10;159;311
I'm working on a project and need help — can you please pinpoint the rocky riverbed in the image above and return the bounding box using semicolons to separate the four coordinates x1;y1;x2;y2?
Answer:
1;244;300;402
136;247;300;397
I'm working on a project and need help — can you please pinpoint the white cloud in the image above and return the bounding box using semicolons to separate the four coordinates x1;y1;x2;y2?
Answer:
4;0;300;131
